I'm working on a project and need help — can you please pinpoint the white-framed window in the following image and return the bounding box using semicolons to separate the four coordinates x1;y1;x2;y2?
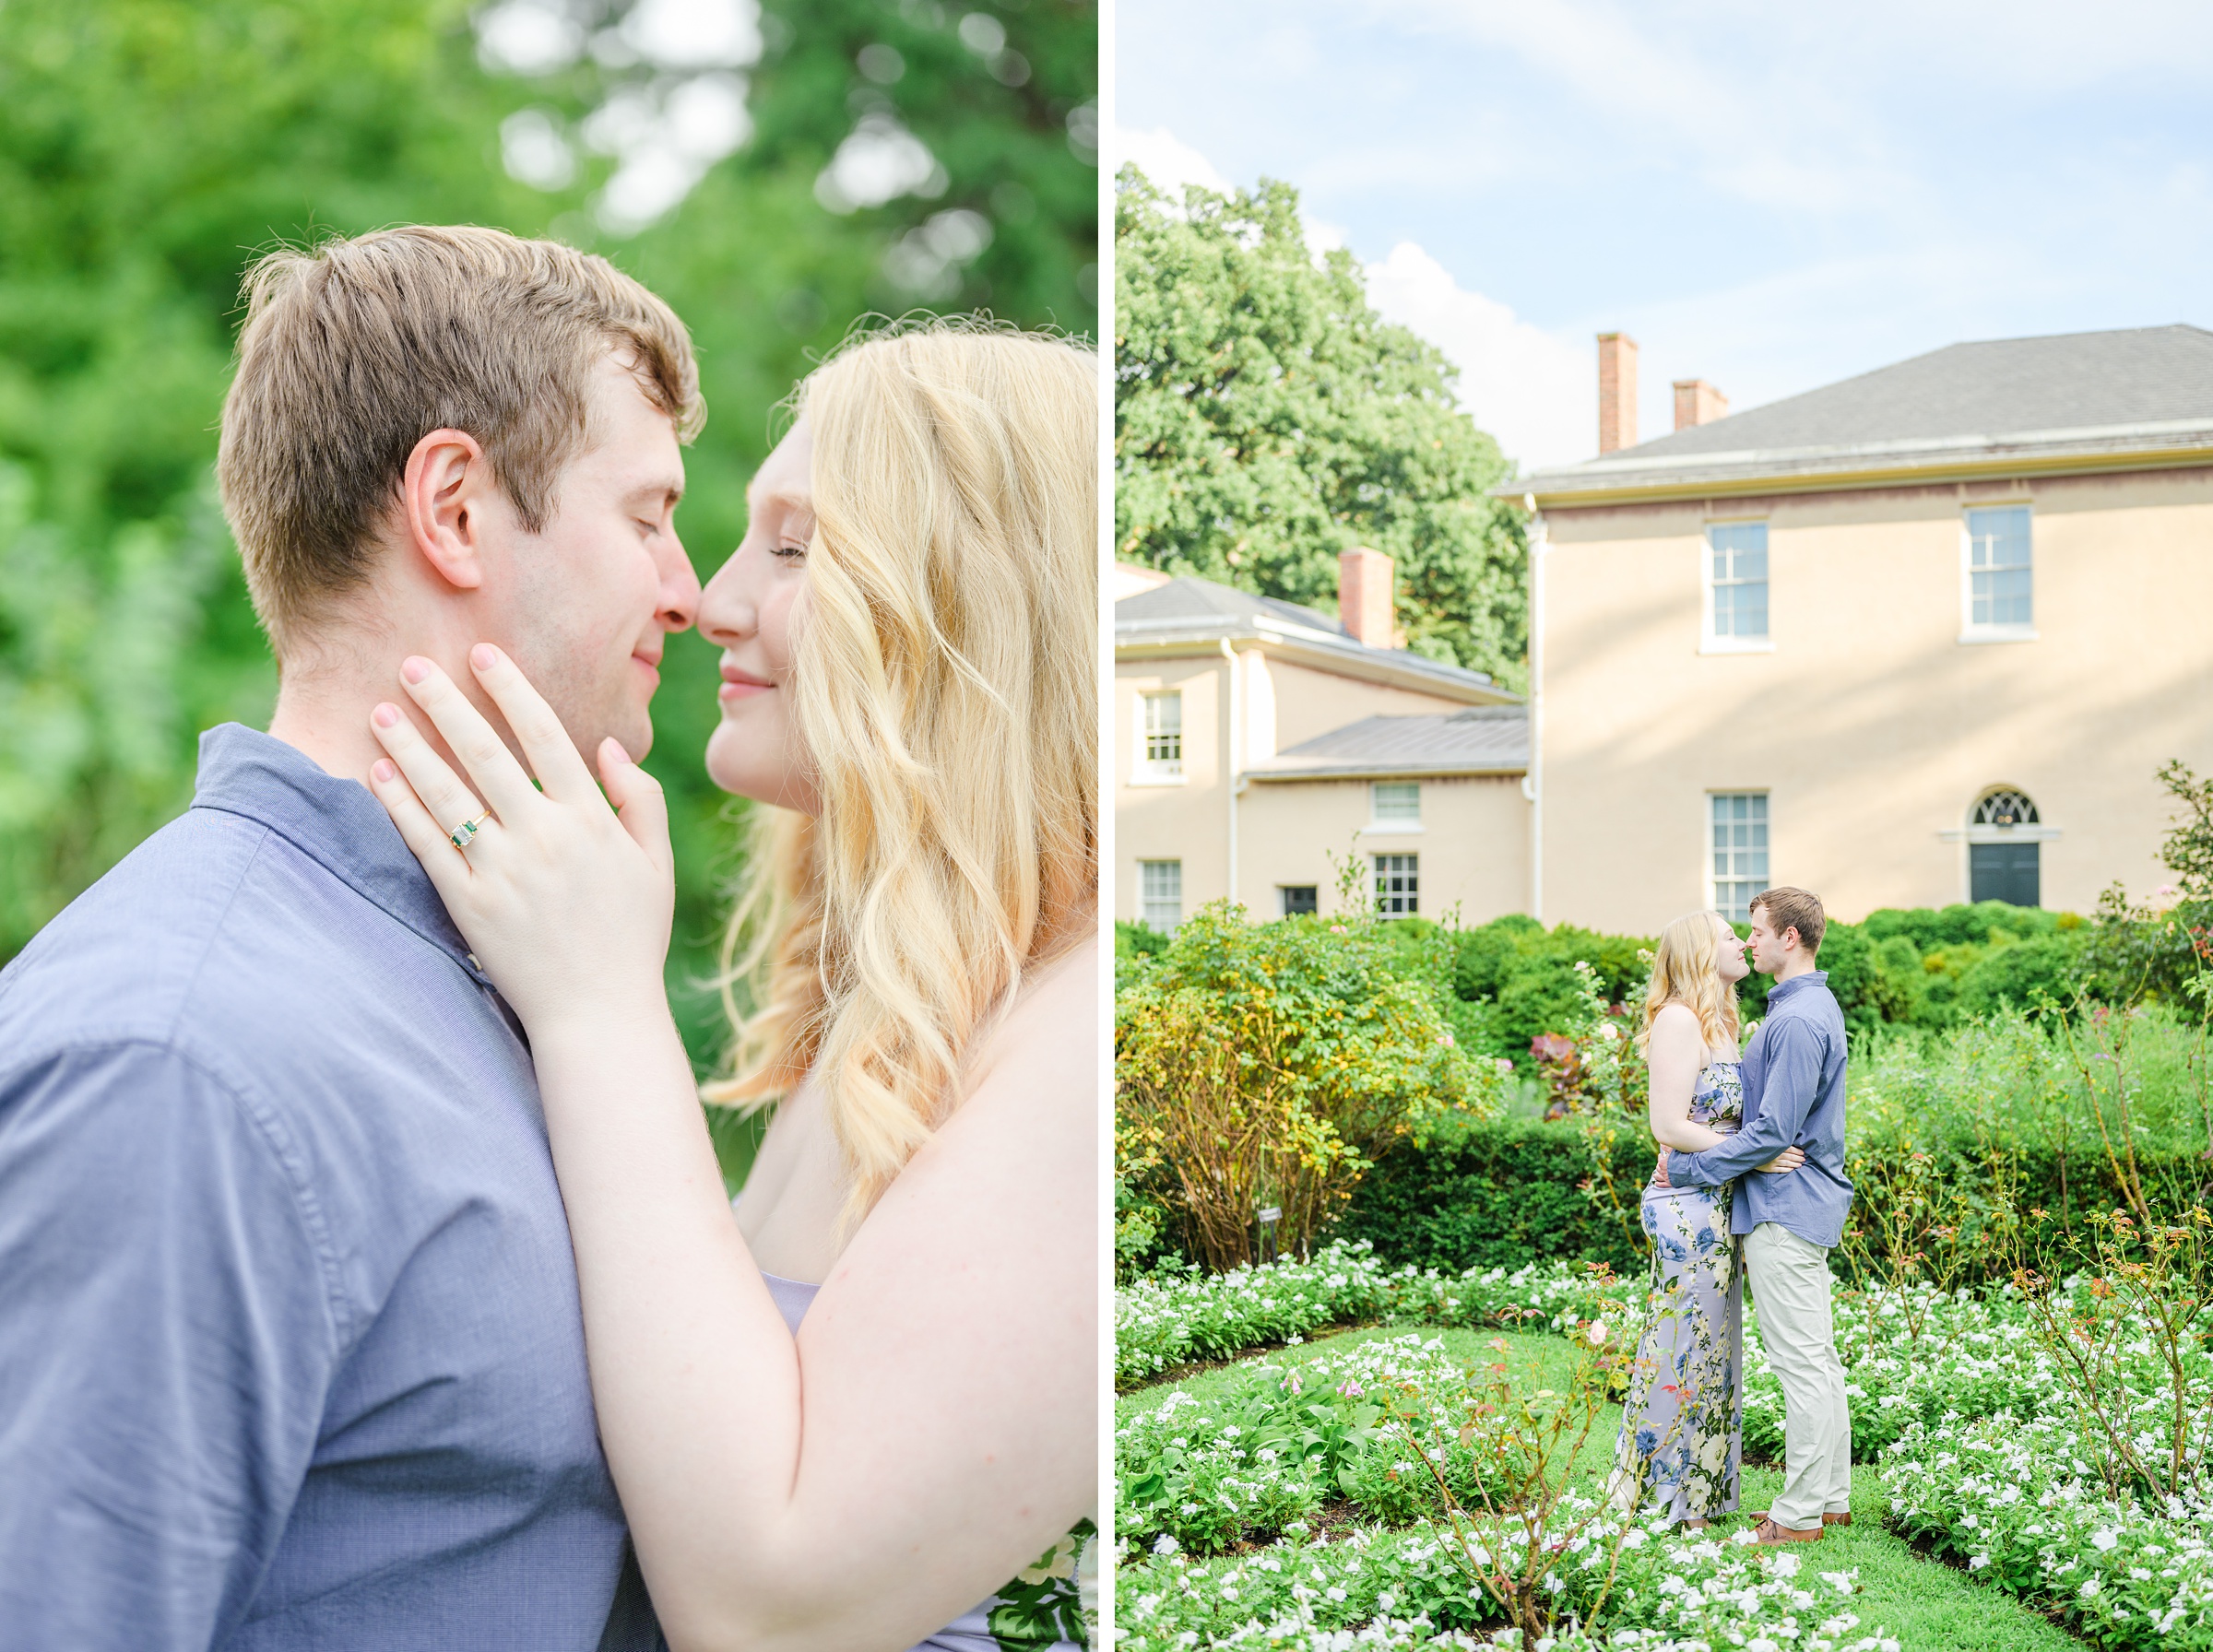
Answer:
1967;788;2042;907
1961;504;2035;642
1701;521;1771;653
1138;859;1182;931
1278;885;1319;917
1710;793;1769;923
1372;853;1418;916
1368;780;1421;829
1133;690;1183;782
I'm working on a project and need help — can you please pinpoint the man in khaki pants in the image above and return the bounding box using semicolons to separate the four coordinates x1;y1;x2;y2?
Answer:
1659;888;1854;1543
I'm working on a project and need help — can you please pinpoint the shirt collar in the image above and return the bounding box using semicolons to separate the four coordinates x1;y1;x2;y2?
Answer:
1765;969;1828;1007
190;723;493;987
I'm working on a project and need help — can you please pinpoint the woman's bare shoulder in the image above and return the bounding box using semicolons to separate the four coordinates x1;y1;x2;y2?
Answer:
957;933;1098;1115
1002;936;1096;1061
1650;1000;1699;1032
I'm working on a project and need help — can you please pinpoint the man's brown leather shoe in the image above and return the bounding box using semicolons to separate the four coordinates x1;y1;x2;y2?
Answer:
1750;1510;1850;1528
1752;1517;1824;1544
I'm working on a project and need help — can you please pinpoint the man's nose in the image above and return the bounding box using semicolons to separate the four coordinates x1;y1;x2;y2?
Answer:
658;533;702;632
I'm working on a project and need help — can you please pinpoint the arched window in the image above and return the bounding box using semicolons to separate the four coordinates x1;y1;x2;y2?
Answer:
1972;789;2039;829
1969;787;2040;906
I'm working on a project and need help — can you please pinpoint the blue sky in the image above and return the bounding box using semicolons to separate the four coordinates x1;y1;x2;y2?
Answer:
1113;0;2213;471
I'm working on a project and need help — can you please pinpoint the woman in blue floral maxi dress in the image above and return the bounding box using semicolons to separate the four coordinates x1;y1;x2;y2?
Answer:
1609;912;1803;1528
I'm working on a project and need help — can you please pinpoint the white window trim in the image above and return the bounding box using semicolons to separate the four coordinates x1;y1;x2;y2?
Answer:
1370;851;1419;916
1936;824;2062;844
1698;520;1775;655
1365;780;1424;833
1957;505;2039;644
1137;858;1182;931
1706;789;1770;920
1130;688;1186;786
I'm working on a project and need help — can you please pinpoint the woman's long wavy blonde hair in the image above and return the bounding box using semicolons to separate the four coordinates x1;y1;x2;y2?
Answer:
701;319;1098;1227
1635;911;1741;1059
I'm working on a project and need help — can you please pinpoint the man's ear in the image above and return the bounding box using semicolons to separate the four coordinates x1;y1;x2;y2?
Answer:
400;429;492;592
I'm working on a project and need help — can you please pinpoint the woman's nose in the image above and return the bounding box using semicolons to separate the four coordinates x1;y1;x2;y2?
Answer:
698;557;758;643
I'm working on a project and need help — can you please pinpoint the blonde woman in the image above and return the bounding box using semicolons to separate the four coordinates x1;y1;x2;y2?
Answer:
363;323;1096;1651
1609;912;1802;1529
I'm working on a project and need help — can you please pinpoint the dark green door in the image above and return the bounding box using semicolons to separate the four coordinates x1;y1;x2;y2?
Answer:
1970;841;2040;906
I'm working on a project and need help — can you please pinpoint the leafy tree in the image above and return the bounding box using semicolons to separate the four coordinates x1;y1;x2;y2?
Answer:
0;0;1095;1103
1114;167;1526;685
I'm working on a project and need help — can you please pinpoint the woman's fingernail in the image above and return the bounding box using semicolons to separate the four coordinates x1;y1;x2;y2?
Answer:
373;702;400;727
372;759;396;783
471;643;498;672
401;657;431;685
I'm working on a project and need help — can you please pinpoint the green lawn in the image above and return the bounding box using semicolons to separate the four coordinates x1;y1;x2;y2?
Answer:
1118;1323;2084;1651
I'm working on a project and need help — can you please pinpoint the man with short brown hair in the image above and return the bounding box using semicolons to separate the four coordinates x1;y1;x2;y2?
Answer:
0;226;700;1648
1663;886;1854;1545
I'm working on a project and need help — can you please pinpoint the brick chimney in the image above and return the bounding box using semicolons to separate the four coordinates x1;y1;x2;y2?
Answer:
1598;332;1638;454
1673;378;1729;431
1339;547;1395;650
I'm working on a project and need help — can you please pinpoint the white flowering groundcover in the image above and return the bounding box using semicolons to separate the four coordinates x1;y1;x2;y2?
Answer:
1116;1241;1620;1386
1117;1262;2213;1648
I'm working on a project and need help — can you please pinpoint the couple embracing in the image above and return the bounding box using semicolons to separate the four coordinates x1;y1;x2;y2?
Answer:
1608;887;1855;1546
0;226;1096;1649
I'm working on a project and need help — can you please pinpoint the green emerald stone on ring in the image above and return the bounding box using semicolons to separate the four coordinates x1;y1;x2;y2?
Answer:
449;815;485;850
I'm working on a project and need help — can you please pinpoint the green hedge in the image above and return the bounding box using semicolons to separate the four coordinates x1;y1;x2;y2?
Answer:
1333;1113;1651;1277
1333;1111;2213;1284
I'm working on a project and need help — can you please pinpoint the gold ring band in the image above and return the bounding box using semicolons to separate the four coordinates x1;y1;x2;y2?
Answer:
448;810;492;850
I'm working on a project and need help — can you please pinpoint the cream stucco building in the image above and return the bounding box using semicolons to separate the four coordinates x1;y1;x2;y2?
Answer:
1113;554;1530;929
1116;323;2213;936
1516;323;2213;934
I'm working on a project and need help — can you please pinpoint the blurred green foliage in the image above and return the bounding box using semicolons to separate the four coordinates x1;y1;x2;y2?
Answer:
1118;901;2134;1068
1113;168;1527;687
0;0;1096;1136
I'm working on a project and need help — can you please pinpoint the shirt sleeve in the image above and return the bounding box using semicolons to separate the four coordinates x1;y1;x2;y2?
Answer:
1664;1018;1828;1188
0;1043;339;1649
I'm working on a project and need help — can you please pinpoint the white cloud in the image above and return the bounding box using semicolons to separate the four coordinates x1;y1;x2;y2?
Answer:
1115;125;1592;470
1304;216;1347;257
1363;242;1591;472
1115;126;1231;196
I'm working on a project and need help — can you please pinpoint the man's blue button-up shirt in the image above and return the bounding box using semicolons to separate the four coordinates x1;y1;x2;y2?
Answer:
1663;970;1854;1248
0;725;656;1650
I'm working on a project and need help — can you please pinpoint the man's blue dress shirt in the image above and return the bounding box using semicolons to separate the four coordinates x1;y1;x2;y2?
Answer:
0;725;656;1650
1663;970;1854;1248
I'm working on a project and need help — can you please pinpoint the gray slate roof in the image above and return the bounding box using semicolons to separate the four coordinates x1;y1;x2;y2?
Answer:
1518;324;2213;500
1115;572;1511;701
1115;575;1353;639
1252;704;1529;779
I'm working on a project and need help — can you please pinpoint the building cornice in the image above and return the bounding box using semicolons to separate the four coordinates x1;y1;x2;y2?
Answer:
1244;759;1527;782
1114;616;1521;706
1503;419;2213;510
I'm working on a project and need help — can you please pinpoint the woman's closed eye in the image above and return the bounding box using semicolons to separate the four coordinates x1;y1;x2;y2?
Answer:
774;539;808;561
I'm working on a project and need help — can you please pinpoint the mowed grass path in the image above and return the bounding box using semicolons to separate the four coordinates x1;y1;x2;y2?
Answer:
1119;1324;2083;1652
